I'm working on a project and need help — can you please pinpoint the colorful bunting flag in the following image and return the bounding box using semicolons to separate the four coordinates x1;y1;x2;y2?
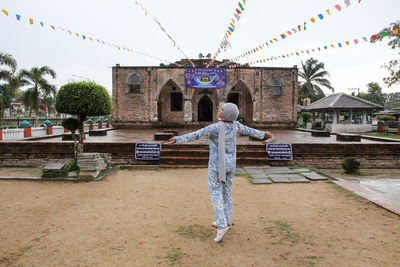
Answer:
2;9;8;16
345;0;351;7
335;4;342;11
318;14;324;20
29;18;33;25
16;14;20;20
394;29;399;35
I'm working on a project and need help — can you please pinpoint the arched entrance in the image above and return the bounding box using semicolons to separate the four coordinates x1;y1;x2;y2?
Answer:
157;80;184;123
198;95;213;122
227;81;253;123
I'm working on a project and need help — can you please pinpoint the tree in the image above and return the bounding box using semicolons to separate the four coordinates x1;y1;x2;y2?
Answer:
56;81;112;153
370;21;400;87
298;58;334;104
0;52;17;83
384;92;400;108
357;82;385;106
18;66;56;115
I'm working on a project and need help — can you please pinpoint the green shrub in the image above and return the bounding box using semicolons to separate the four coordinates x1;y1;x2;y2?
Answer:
342;158;360;174
377;115;396;122
62;118;79;132
41;159;79;179
300;112;311;126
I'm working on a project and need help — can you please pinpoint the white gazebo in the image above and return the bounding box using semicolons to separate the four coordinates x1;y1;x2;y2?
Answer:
302;93;384;133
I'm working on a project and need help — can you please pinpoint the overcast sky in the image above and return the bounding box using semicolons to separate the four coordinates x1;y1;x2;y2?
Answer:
1;0;399;96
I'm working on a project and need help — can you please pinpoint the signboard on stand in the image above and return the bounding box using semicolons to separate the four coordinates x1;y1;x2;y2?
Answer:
135;143;161;160
266;144;293;160
185;68;226;88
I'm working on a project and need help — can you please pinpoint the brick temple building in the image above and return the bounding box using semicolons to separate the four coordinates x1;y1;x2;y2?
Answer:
112;59;298;128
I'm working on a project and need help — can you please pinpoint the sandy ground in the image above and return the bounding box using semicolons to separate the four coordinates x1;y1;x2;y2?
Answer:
1;168;400;266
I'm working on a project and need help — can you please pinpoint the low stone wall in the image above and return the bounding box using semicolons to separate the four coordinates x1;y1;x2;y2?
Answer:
0;142;399;169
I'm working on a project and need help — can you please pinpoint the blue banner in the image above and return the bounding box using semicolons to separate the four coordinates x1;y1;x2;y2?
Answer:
266;144;293;160
185;68;226;88
135;143;161;160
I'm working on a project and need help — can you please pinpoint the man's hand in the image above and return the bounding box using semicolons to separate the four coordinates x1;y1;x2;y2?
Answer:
164;137;176;145
264;131;273;139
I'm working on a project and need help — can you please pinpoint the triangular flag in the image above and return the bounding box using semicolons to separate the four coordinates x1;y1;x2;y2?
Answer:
362;37;368;41
236;8;242;15
256;47;258;51
281;34;286;39
118;46;121;50
228;27;234;32
292;28;297;33
40;22;44;27
338;43;342;47
29;18;33;25
345;0;351;7
324;46;327;49
230;23;235;29
345;41;350;45
227;30;231;36
394;29;399;35
234;13;240;21
67;30;72;34
318;47;321;51
82;35;86;40
326;9;331;15
310;18;315;23
372;35;377;39
297;25;301;31
287;31;292;35
2;9;9;16
335;4;342;11
50;25;55;30
238;2;245;11
354;39;359;44
318;14;324;20
243;0;246;4
304;22;307;30
273;38;278;42
381;32;388;37
89;37;93;41
75;33;79;37
330;44;334;48
16;14;21;20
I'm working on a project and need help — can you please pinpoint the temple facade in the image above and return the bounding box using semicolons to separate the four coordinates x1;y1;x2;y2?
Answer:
112;59;298;128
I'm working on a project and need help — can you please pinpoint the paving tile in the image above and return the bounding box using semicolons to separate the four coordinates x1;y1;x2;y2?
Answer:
301;172;328;181
251;178;272;184
235;168;245;174
250;173;268;179
244;167;266;174
285;174;310;183
263;167;295;174
268;174;292;183
291;168;311;173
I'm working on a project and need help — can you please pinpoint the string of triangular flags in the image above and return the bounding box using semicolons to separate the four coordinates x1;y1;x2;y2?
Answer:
207;0;247;68
215;28;399;68
134;0;194;67
229;0;364;63
0;8;172;65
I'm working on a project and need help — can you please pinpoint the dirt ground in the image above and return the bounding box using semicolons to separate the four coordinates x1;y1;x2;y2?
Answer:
1;168;400;266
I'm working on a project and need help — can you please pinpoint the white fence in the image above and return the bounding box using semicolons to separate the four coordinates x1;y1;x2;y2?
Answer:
1;123;110;141
2;128;24;141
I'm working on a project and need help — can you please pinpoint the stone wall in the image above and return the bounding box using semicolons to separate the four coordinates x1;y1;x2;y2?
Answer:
112;64;298;128
1;142;399;169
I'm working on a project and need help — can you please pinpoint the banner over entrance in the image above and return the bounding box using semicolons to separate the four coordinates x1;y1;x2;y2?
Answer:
185;68;226;88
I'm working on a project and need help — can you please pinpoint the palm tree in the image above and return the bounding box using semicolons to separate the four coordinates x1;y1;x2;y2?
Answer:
19;66;56;116
298;58;334;103
0;52;17;83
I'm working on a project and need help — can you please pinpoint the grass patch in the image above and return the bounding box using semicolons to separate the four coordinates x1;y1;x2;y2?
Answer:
326;181;367;203
175;224;213;241
164;249;185;265
265;220;301;245
0;256;17;265
296;255;325;267
362;132;400;139
19;246;32;253
41;160;80;179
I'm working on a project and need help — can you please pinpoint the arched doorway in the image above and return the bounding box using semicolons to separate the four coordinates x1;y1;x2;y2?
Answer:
198;95;213;122
227;81;253;123
157;80;184;123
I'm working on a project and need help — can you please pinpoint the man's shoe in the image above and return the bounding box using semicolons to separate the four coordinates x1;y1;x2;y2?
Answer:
212;222;233;228
213;227;229;243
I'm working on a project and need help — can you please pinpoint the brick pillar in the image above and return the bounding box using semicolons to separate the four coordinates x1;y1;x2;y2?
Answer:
106;122;110;128
0;129;2;141
46;126;53;135
89;123;93;130
98;123;102;129
24;128;32;138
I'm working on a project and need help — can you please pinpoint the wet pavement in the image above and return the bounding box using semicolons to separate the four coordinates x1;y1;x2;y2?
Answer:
349;179;400;209
22;129;383;144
